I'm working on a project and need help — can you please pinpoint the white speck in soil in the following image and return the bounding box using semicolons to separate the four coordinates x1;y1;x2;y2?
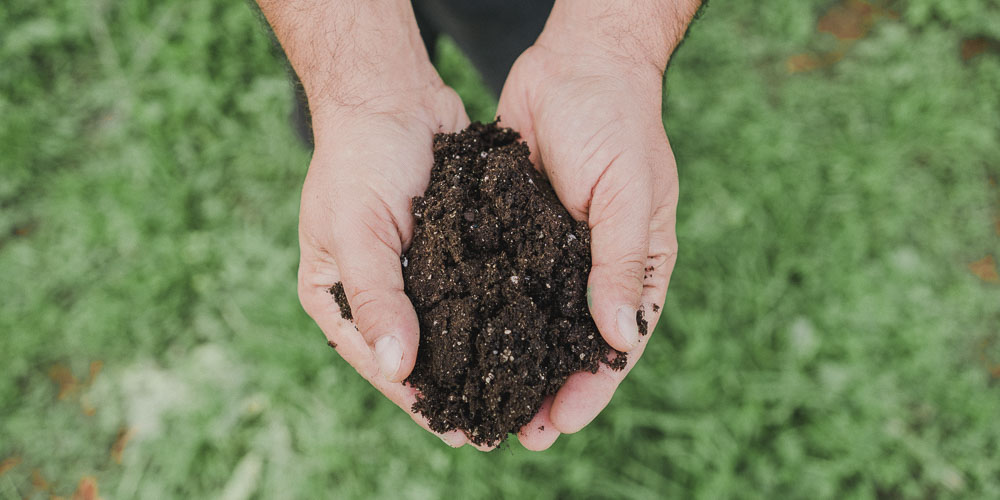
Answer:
510;275;519;284
501;347;512;362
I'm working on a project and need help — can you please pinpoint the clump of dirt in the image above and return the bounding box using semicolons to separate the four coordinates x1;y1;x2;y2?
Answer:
402;121;646;447
329;282;352;321
328;121;648;447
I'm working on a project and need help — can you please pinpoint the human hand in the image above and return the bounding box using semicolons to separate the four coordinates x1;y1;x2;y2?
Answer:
295;74;481;447
257;0;487;449
296;82;475;448
496;0;699;450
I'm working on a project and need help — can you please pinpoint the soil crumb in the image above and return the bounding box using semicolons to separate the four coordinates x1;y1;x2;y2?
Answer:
400;121;630;447
329;282;352;321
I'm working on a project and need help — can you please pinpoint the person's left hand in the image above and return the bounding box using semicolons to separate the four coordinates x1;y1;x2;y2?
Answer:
496;43;680;450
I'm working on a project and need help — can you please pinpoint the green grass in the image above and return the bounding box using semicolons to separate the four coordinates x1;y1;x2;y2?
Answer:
2;1;1000;498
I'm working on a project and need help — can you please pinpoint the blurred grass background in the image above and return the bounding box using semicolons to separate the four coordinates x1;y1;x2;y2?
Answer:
3;0;1000;498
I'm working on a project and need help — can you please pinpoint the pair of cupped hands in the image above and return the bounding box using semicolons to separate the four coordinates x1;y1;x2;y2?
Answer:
297;30;680;451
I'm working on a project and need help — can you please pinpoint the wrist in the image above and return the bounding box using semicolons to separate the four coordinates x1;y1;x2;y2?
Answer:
260;0;442;121
537;0;701;73
300;30;440;121
305;58;444;127
309;80;456;143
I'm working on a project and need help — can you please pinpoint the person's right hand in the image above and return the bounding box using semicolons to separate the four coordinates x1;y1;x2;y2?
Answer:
295;80;472;448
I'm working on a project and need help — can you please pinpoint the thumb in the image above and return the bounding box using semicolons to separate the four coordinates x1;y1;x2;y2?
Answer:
331;206;420;383
586;162;652;352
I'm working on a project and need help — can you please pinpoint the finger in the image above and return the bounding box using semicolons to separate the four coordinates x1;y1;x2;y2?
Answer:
551;198;679;434
328;200;420;383
495;82;540;170
642;189;680;320
370;372;468;448
550;330;649;434
469;440;499;452
586;159;653;352
297;243;468;448
297;238;376;373
517;395;561;451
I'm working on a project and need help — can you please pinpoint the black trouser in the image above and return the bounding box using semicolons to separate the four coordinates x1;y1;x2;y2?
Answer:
292;1;555;148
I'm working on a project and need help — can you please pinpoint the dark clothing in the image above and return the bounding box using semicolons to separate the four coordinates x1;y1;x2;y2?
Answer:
412;0;554;96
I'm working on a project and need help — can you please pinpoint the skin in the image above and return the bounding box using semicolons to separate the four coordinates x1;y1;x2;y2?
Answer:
257;0;700;451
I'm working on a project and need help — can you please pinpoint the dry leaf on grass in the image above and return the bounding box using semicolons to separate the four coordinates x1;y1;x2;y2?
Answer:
961;37;999;61
0;456;21;476
818;0;877;40
969;255;1000;283
110;427;133;464
72;476;101;500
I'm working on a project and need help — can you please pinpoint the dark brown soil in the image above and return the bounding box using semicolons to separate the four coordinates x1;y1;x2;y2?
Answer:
330;282;352;321
328;122;648;447
401;121;636;447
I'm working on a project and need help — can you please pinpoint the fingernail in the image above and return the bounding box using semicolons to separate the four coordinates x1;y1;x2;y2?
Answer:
438;430;465;448
374;335;403;381
616;306;640;350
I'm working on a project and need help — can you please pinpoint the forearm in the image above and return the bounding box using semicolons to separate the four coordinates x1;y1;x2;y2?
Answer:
537;0;703;72
256;0;440;115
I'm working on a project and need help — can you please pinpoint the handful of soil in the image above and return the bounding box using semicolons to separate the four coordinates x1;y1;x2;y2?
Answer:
331;122;646;446
402;121;641;447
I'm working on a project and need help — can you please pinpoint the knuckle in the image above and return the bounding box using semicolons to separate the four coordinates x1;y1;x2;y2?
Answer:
359;212;402;256
349;287;380;318
611;277;643;302
619;258;647;285
296;269;321;317
593;261;645;302
596;364;624;388
348;287;397;337
590;168;649;219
